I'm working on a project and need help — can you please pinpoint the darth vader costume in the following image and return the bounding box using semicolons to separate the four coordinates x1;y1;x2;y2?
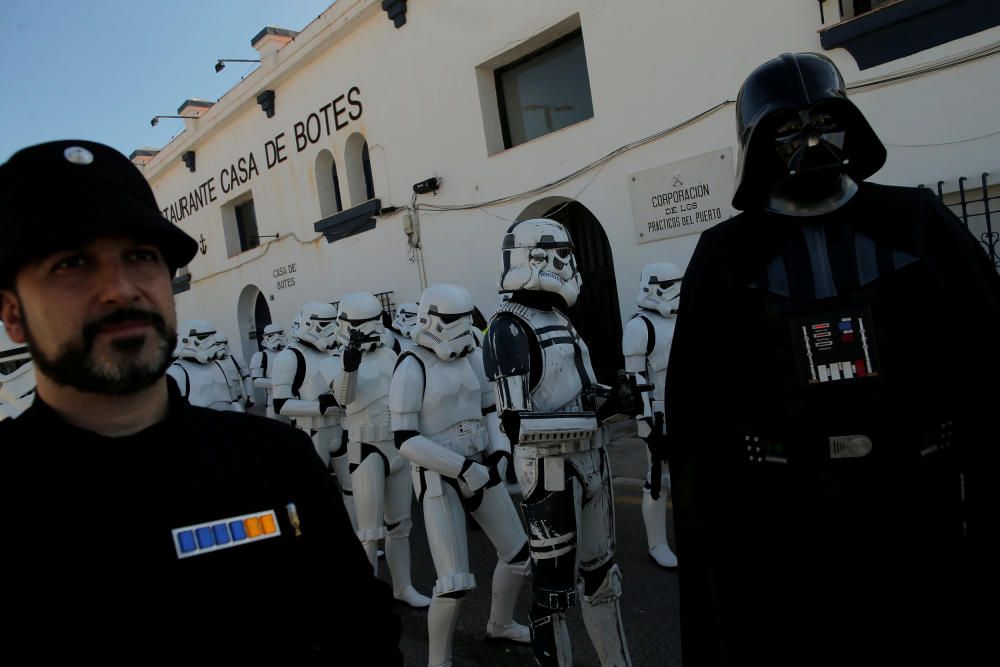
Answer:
665;53;997;666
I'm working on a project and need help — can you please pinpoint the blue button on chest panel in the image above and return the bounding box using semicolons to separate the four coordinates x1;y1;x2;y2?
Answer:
172;509;281;559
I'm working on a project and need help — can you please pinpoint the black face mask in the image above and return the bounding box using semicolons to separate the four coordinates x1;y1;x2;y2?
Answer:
771;108;849;186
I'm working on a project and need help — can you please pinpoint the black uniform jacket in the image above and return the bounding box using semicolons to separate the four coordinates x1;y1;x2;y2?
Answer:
0;377;401;664
664;183;998;666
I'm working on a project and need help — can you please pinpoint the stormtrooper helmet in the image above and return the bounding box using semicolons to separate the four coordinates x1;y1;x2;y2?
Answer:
637;263;683;318
212;333;230;360
393;302;419;339
261;324;286;351
732;52;886;214
176;320;219;364
292;302;339;350
335;292;385;352
499;218;582;307
414;284;477;361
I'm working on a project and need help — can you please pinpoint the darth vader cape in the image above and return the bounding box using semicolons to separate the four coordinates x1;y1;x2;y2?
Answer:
664;182;998;666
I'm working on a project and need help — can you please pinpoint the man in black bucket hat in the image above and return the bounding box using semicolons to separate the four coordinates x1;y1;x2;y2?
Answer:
0;140;401;663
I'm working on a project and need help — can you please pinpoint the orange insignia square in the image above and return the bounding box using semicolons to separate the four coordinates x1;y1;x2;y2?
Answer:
244;517;263;538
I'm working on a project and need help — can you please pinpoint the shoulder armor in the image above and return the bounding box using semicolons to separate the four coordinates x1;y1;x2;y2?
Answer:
623;313;655;358
483;312;533;380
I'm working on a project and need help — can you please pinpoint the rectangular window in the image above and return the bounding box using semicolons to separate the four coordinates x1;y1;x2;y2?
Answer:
495;29;594;149
839;0;894;20
235;199;260;253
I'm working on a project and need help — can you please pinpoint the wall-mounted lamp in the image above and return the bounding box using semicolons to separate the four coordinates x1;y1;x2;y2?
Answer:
182;150;196;173
150;115;199;127
412;176;441;195
256;90;276;118
198;234;208;255
215;58;261;73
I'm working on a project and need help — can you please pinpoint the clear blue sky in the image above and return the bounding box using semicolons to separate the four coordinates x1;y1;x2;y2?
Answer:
0;0;337;162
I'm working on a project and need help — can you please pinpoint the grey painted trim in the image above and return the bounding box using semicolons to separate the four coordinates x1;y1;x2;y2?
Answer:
820;0;1000;70
251;26;299;47
172;272;192;295
176;99;214;114
314;198;381;243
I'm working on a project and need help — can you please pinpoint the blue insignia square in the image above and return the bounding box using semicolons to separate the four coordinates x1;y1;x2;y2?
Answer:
213;524;231;545
196;526;215;548
177;530;197;553
229;520;247;541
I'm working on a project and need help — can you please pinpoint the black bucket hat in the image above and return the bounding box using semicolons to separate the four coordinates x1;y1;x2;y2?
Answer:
0;139;198;285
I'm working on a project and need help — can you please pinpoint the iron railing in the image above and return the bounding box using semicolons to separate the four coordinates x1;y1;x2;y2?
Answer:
920;173;998;269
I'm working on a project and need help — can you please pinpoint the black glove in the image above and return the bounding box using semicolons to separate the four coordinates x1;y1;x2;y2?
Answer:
597;370;649;421
646;413;670;500
318;394;339;414
499;410;521;445
342;344;362;372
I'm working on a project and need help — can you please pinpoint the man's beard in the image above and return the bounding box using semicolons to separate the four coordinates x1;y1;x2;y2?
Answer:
24;306;176;396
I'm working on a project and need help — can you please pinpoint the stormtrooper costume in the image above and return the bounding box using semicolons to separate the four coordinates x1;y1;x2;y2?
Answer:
621;263;681;569
0;323;35;420
167;320;244;412
390;284;531;667
250;323;288;421
483;218;640;667
666;53;997;665
271;302;356;530
320;292;429;608
213;333;253;410
391;302;419;353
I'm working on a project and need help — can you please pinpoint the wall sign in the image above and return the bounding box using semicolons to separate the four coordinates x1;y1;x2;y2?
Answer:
273;262;297;290
628;148;735;244
162;86;363;224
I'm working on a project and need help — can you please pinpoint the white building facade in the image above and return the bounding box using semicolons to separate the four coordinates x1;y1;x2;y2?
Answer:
138;0;1000;380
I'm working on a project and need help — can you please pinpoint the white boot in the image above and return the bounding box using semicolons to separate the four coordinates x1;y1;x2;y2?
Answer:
486;559;530;643
642;487;677;569
581;565;632;667
387;526;431;608
428;595;461;667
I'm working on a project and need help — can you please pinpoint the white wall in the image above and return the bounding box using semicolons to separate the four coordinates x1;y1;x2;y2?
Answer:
142;0;1000;345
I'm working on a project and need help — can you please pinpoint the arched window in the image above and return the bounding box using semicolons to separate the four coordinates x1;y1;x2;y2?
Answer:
345;132;376;206
362;142;375;201
315;150;343;217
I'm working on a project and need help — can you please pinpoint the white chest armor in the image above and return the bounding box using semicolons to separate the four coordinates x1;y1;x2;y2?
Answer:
411;346;483;437
341;347;396;442
285;343;333;401
496;301;596;412
169;359;234;410
632;310;675;404
216;357;245;401
0;363;35;420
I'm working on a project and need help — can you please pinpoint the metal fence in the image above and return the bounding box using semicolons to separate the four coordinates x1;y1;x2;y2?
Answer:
920;173;999;269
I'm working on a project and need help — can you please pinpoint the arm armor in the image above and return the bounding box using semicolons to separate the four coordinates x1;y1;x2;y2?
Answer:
398;432;468;479
276;398;324;417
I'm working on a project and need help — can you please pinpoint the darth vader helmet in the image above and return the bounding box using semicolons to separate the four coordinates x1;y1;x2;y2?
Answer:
732;52;885;214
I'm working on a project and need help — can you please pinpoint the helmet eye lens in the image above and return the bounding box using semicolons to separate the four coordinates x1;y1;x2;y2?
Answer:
554;247;572;259
774;117;802;139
